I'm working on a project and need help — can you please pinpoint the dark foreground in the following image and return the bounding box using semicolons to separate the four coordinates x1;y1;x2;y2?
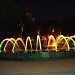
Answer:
0;58;75;75
0;50;75;61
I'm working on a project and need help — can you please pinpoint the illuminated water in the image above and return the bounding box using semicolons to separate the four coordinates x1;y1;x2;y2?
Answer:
0;35;75;53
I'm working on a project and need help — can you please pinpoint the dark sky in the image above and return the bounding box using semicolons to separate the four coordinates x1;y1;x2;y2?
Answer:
0;0;75;37
16;0;75;20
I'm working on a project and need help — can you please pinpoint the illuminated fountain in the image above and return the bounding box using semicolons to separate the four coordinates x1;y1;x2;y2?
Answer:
12;38;25;53
25;36;32;52
56;35;70;51
47;35;57;52
36;35;42;51
0;35;75;53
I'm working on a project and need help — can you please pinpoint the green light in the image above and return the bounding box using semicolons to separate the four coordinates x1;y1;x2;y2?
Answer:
73;42;75;50
73;42;75;46
0;44;2;53
0;44;1;47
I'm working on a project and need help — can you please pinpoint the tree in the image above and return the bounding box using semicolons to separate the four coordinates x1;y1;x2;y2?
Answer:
0;0;25;37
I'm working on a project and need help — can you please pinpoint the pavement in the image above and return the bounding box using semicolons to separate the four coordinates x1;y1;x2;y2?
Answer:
0;58;75;75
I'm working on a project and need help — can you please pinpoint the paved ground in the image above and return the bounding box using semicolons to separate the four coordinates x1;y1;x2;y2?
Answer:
0;58;75;75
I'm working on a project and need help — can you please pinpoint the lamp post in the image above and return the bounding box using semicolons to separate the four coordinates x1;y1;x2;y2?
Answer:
19;21;24;38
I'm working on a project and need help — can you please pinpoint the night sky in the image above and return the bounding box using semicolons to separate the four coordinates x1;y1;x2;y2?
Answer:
16;0;75;20
0;0;75;38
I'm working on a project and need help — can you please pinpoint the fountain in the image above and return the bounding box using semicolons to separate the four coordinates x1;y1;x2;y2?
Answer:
0;34;75;53
47;35;57;51
25;36;32;52
36;35;42;51
0;34;75;60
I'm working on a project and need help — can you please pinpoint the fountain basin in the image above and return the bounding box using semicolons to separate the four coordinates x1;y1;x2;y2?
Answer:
0;50;75;61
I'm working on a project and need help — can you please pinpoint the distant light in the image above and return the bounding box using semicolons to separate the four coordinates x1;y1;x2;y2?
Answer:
52;29;54;32
37;31;40;34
